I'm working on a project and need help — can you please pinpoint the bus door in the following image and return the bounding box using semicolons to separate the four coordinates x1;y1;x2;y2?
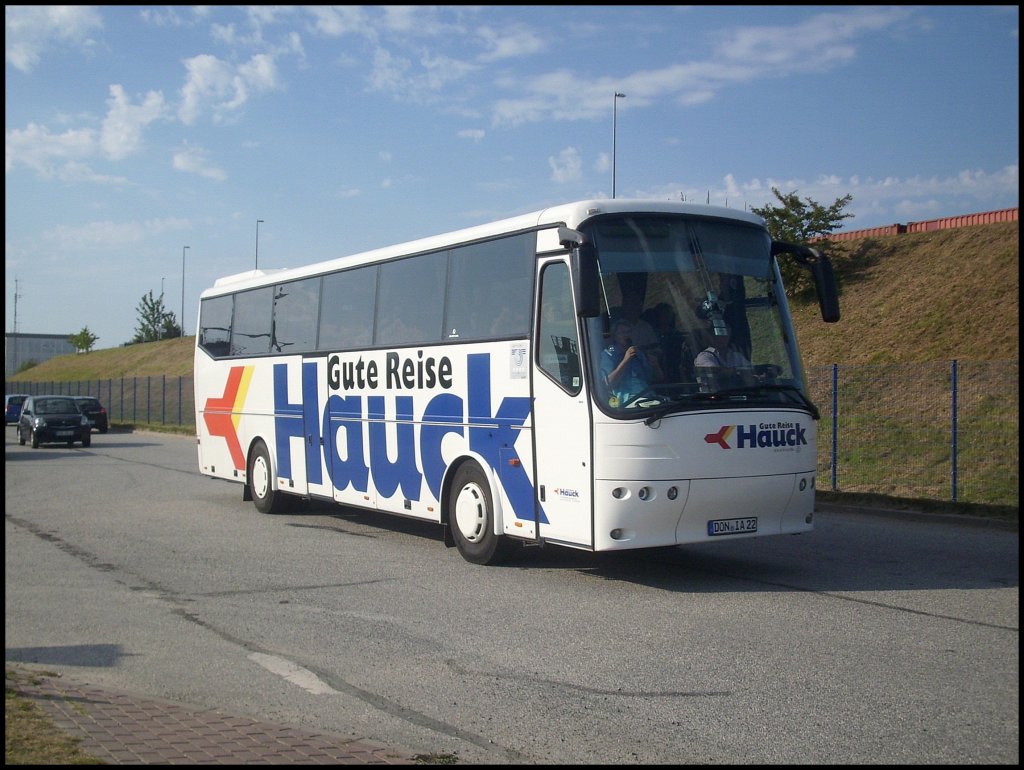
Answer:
531;260;594;549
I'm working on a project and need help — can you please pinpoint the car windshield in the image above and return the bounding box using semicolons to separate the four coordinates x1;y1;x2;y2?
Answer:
36;398;79;415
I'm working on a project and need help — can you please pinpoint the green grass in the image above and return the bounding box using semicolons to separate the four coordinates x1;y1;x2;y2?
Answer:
5;669;104;765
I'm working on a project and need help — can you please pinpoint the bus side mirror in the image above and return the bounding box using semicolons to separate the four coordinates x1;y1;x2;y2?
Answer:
812;256;840;323
572;242;601;318
772;240;841;323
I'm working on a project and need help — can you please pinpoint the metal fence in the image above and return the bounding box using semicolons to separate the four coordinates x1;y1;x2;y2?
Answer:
806;360;1018;507
9;375;196;432
8;360;1019;507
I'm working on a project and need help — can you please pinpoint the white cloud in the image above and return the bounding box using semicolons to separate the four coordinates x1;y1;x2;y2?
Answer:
457;129;485;142
101;85;167;161
647;164;1020;226
177;53;281;125
305;6;370;37
490;7;915;126
549;147;582;184
5;122;96;176
476;24;546;62
172;145;227;181
5;5;103;73
46;216;190;251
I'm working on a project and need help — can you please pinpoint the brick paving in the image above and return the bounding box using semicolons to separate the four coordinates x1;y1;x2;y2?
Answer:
7;666;418;765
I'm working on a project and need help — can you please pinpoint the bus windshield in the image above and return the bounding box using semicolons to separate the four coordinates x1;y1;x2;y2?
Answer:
581;214;810;416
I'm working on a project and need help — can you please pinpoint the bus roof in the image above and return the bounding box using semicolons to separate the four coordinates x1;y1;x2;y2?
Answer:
202;199;767;297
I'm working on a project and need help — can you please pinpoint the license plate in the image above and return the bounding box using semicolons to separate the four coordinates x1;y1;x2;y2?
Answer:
56;430;73;437
708;517;758;536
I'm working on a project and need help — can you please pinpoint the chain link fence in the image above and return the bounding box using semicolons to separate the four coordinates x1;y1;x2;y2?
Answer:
806;360;1018;507
9;360;1019;507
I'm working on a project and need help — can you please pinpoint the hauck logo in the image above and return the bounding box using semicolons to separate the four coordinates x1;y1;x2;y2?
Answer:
704;421;807;450
203;365;254;469
551;487;581;501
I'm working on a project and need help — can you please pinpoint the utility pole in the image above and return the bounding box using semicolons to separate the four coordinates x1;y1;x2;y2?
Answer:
11;278;21;374
612;92;626;198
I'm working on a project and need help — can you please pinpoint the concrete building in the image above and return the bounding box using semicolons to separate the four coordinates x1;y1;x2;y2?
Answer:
5;332;76;377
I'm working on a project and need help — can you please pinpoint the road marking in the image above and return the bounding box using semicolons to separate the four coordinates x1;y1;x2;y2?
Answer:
248;652;339;694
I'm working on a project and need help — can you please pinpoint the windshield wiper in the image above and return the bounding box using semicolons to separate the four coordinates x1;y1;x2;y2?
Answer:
749;382;819;417
643;383;819;426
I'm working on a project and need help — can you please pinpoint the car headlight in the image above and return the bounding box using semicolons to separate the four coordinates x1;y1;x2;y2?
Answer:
33;417;47;428
80;416;89;426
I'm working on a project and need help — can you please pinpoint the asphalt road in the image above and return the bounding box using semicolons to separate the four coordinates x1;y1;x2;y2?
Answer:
4;428;1019;764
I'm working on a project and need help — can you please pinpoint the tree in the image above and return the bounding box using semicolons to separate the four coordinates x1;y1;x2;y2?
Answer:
131;290;181;343
68;326;99;353
750;187;854;296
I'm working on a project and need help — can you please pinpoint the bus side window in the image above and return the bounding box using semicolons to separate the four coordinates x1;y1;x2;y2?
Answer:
537;263;581;394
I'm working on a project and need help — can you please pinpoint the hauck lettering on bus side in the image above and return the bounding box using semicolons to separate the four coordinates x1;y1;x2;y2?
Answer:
736;423;807;448
273;351;545;524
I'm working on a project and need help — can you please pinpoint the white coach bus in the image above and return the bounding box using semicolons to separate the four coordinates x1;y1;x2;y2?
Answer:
194;199;839;564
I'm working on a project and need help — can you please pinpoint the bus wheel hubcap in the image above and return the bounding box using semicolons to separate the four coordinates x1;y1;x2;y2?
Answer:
454;483;486;543
252;457;269;499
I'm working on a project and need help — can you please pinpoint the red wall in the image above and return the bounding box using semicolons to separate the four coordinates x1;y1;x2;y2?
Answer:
826;207;1017;242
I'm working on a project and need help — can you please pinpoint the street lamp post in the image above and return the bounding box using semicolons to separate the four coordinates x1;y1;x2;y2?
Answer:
612;92;626;199
255;219;264;270
181;246;189;336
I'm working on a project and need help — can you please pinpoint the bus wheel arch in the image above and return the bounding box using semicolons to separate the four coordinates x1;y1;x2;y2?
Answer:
444;459;514;565
247;438;289;514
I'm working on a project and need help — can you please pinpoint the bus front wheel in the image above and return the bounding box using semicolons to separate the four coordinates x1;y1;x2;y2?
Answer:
449;463;515;565
248;441;288;514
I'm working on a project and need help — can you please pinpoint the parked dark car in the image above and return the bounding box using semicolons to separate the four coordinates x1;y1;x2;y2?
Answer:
17;395;92;448
5;393;29;425
74;396;109;433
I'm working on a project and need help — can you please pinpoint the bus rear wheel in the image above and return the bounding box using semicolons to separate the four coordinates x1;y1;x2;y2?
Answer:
449;463;515;565
248;441;288;514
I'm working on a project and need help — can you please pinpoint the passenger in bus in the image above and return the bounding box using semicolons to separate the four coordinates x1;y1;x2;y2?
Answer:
601;318;662;406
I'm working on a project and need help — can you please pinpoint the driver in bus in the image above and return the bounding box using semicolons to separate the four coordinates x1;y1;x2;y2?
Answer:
693;321;754;391
693;322;751;369
601;318;662;407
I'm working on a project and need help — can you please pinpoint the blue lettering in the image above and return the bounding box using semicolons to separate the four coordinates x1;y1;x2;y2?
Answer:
272;353;542;522
467;353;545;524
368;396;422;500
420;394;464;500
732;422;807;449
325;394;369;492
273;362;321;483
737;424;757;448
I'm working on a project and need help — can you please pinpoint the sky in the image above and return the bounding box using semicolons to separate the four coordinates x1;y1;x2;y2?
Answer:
5;5;1019;351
